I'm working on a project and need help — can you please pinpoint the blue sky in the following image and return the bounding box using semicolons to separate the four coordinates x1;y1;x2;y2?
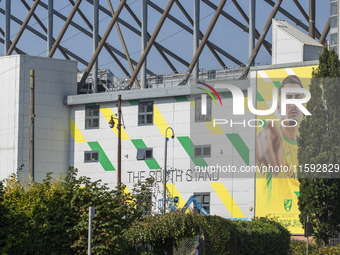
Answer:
0;0;330;77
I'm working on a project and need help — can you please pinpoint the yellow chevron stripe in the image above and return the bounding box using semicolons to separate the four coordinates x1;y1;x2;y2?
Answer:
165;183;186;208
153;105;173;138
100;108;129;140
210;182;245;218
70;118;86;143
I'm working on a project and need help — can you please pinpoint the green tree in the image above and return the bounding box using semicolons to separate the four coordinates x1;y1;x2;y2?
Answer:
298;45;340;245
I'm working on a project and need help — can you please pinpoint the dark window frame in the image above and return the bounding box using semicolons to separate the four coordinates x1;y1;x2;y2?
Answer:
195;96;212;122
84;151;99;163
137;148;153;160
194;145;211;158
138;101;154;126
85;105;100;129
194;192;210;215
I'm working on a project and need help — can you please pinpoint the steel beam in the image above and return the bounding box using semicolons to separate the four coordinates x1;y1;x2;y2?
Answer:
319;18;330;44
107;0;140;88
47;0;53;53
21;0;70;60
182;0;227;85
124;3;181;71
231;0;271;55
79;0;127;89
93;0;98;93
69;0;130;77
0;28;25;54
0;8;88;65
5;0;10;54
150;0;241;66
263;0;320;40
174;0;226;68
48;0;82;58
309;0;315;38
241;0;282;78
249;0;255;59
127;0;175;89
141;0;148;88
193;0;199;80
6;0;40;56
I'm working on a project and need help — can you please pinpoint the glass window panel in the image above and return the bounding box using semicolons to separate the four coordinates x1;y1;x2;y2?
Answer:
331;2;338;15
137;149;145;160
138;104;145;113
194;195;201;202
138;115;145;125
331;33;338;46
203;146;211;157
195;147;202;157
203;195;210;204
92;118;99;128
86;107;92;116
146;103;153;112
331;16;338;28
92;152;98;161
85;119;91;129
85;152;91;161
145;149;153;159
146;114;153;124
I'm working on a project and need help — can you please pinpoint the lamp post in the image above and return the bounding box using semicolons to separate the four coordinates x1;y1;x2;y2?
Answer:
163;127;175;214
108;95;122;188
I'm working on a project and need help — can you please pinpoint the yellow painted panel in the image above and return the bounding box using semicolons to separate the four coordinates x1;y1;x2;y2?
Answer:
165;183;186;208
210;182;245;218
100;108;129;140
153;105;172;138
70;118;86;143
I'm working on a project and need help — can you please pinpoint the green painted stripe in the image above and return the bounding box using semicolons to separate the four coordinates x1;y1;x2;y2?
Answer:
226;134;249;165
128;99;139;105
197;87;217;104
86;103;97;107
294;191;300;197
257;91;265;102
131;139;160;169
87;142;115;171
177;136;208;167
220;91;232;98
174;96;188;102
273;81;282;89
266;172;272;204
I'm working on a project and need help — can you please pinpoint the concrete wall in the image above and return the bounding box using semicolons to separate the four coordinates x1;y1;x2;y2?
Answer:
0;55;77;182
70;85;256;219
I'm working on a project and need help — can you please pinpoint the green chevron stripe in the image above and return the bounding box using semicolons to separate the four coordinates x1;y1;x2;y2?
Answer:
273;81;282;89
174;96;188;102
177;136;208;167
226;133;249;165
128;99;139;105
87;142;115;171
131;139;160;169
257;91;265;102
294;191;300;197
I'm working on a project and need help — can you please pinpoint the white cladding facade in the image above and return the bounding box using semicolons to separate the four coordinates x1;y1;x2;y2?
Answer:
0;55;77;181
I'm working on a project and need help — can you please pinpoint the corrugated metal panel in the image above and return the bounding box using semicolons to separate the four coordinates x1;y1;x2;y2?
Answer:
273;19;323;47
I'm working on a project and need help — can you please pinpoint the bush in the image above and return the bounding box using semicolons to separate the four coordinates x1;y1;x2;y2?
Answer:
203;215;240;255
124;211;205;255
289;239;340;255
234;217;290;255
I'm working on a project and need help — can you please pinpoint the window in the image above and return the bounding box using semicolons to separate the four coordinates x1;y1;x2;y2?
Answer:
208;70;216;79
195;96;212;122
331;2;338;16
331;16;338;29
84;151;99;162
194;145;211;158
85;105;100;129
330;33;338;47
138;101;154;125
194;192;210;214
137;148;153;160
156;75;163;85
